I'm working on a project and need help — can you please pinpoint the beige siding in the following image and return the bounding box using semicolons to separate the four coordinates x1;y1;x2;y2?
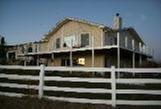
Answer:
120;31;143;51
94;55;105;67
39;42;48;52
47;21;102;52
48;53;105;67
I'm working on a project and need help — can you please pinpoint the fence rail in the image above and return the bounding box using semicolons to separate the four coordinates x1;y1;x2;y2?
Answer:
0;65;161;108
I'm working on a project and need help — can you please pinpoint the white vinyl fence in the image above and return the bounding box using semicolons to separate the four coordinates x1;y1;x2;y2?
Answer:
0;65;161;108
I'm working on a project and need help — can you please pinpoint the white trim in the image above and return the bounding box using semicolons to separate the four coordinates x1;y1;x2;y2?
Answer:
44;76;111;83
132;39;135;69
6;51;17;60
0;91;25;97
120;46;152;57
116;68;161;73
0;73;39;80
46;96;112;105
39;64;45;98
117;100;161;105
117;32;120;78
125;36;128;48
23;44;152;57
139;42;142;52
101;29;104;46
23;45;118;56
70;40;73;67
0;65;40;70
0;82;38;90
61;25;64;48
111;66;116;107
43;86;111;93
117;89;161;95
91;36;94;67
116;79;161;84
0;65;161;107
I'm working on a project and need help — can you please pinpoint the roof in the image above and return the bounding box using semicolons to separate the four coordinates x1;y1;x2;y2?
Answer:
41;17;145;44
42;17;111;41
122;27;144;44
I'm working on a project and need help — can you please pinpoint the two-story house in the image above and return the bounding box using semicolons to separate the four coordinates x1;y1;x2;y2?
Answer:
7;13;152;68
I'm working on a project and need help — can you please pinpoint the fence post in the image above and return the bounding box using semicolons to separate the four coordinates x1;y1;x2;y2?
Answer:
38;64;45;99
111;66;116;108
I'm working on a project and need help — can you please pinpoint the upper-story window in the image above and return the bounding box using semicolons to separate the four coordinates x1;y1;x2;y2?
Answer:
8;52;16;60
64;35;76;48
28;46;32;52
20;46;24;54
81;33;89;47
56;38;60;49
35;44;38;52
105;36;117;45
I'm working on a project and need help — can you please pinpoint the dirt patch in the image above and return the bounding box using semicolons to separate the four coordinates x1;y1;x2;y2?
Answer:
0;95;111;109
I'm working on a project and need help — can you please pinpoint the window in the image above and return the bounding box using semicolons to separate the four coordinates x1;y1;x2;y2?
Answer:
114;37;117;45
78;58;85;66
104;35;117;45
8;52;16;60
35;44;38;52
28;47;32;52
81;33;89;47
64;35;76;47
21;46;24;54
56;38;60;49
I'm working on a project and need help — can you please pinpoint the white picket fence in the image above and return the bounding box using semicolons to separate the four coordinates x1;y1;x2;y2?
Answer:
0;65;161;108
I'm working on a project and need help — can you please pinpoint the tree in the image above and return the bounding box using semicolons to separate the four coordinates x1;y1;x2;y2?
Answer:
0;36;7;64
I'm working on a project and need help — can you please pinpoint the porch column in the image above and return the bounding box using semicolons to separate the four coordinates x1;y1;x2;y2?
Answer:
24;45;27;66
37;55;39;66
132;39;135;68
61;25;64;48
125;36;128;48
6;52;9;61
92;36;95;67
24;58;27;66
139;42;142;66
24;62;26;66
139;42;142;52
139;55;142;66
70;40;73;67
52;53;54;66
101;29;104;47
117;32;120;78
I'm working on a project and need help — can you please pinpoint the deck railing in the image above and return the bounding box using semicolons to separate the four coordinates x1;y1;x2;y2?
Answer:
0;65;161;108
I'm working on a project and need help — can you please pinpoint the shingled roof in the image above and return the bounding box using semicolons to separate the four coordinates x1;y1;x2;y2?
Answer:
41;17;144;44
41;17;111;41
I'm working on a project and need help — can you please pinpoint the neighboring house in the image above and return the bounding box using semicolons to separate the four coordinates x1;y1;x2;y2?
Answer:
6;13;152;68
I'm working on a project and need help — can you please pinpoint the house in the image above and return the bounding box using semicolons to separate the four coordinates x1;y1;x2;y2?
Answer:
6;13;152;68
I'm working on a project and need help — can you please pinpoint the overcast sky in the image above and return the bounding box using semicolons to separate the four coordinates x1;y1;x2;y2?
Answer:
0;0;161;62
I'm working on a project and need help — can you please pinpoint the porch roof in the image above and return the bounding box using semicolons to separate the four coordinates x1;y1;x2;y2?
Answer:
23;45;118;56
22;45;152;58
